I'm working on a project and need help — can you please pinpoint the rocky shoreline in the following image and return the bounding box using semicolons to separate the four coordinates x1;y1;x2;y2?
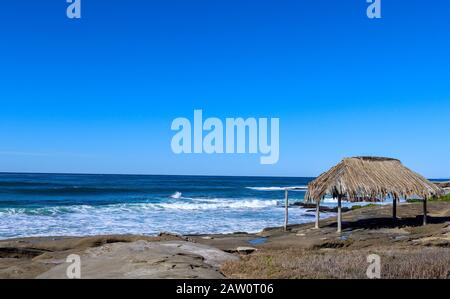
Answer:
434;181;450;188
1;202;449;279
434;181;450;195
290;202;351;213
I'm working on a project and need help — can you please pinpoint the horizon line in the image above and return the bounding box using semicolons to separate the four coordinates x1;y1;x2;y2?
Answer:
0;171;448;181
0;171;316;179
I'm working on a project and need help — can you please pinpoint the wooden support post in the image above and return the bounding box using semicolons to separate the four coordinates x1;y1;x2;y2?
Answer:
393;195;397;220
423;197;427;225
284;189;289;231
315;200;320;229
337;195;342;233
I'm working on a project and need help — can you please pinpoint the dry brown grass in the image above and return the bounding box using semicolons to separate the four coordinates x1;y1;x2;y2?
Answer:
222;247;450;279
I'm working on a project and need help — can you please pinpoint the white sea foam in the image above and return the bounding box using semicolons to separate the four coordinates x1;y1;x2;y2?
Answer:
1;195;366;239
323;197;337;203
158;199;278;210
170;191;183;199
0;198;279;217
0;198;315;239
246;186;308;191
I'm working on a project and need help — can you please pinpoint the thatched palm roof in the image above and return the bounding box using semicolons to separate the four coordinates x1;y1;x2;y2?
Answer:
305;157;443;202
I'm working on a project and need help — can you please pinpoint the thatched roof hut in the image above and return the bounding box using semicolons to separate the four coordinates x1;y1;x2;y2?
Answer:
305;157;442;202
304;157;443;232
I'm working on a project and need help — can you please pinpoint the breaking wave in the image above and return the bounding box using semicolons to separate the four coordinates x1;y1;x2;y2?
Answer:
170;191;183;199
0;198;279;217
246;186;308;191
158;199;278;210
0;198;294;239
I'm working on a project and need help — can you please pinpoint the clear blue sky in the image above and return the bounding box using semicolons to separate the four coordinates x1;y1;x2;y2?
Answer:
0;0;449;178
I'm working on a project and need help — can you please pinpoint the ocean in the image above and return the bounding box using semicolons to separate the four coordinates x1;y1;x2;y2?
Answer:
0;173;354;239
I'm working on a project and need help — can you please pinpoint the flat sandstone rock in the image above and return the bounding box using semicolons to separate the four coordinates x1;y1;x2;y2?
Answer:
235;247;257;254
37;240;238;279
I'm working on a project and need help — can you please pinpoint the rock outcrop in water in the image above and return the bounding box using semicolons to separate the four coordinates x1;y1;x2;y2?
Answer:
291;202;350;213
435;181;450;188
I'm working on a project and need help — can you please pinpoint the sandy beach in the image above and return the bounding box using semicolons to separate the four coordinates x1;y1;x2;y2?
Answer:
1;201;449;279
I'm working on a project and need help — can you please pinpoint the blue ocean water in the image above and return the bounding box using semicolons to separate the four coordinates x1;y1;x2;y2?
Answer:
0;173;344;239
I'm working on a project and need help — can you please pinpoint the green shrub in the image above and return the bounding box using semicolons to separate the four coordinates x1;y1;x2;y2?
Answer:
407;193;450;203
438;193;450;202
351;204;378;210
